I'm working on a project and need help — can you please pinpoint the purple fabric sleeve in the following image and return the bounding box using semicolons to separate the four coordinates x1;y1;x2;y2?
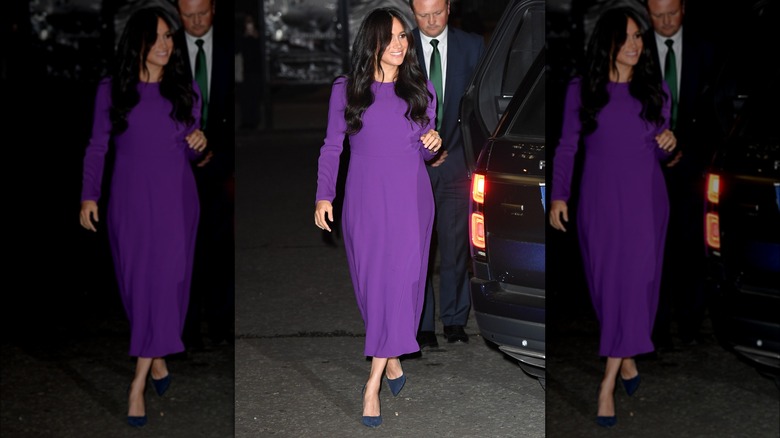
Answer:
315;78;349;203
184;80;204;161
551;78;583;203
81;78;113;202
655;81;674;161
419;80;438;161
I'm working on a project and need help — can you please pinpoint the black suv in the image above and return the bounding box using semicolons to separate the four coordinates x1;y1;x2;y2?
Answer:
461;0;546;382
704;0;780;386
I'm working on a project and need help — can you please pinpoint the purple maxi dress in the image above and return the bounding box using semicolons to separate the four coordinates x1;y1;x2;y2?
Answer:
552;78;672;358
81;78;202;358
316;77;437;358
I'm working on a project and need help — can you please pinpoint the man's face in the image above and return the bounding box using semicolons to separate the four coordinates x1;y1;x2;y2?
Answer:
411;0;449;38
178;0;214;38
647;0;684;38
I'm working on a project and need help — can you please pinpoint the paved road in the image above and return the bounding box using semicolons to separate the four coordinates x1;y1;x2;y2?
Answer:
234;110;546;437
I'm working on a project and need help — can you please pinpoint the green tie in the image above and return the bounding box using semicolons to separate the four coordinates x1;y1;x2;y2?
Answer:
664;39;677;129
195;38;209;129
429;39;443;131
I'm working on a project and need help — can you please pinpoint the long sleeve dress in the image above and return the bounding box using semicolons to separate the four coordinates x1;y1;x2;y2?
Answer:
316;77;437;358
551;78;672;357
81;78;202;358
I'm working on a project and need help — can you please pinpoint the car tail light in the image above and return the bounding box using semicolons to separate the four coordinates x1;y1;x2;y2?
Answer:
471;212;485;249
707;174;720;204
706;212;721;249
471;172;487;253
472;173;485;204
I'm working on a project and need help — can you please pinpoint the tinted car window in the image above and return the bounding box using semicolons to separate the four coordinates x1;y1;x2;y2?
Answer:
506;71;545;139
477;4;545;133
502;9;545;97
721;83;780;175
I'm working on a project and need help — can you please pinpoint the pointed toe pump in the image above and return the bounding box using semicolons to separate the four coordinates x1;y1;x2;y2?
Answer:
151;374;171;396
386;374;406;397
621;374;641;396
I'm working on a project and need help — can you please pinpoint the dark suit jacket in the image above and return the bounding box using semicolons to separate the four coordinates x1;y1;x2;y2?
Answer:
414;27;484;182
175;24;234;178
659;27;717;168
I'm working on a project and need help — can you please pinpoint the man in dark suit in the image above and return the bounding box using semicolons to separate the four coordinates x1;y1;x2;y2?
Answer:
647;0;718;348
409;0;485;347
175;0;234;349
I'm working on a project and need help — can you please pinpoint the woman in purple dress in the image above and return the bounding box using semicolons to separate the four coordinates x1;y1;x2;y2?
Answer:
549;7;677;427
79;7;206;428
313;8;442;428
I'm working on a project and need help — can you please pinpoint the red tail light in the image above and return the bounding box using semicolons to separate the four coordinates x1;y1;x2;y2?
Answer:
472;173;485;204
707;174;720;204
706;212;720;249
471;212;485;249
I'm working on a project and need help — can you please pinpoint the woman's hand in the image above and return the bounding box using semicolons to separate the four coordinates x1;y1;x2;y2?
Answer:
655;129;677;152
314;200;334;232
186;129;208;152
80;200;99;232
420;129;443;153
549;200;569;232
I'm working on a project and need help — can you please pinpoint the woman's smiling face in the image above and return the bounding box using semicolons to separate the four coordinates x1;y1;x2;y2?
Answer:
615;17;643;72
145;17;173;71
377;17;408;79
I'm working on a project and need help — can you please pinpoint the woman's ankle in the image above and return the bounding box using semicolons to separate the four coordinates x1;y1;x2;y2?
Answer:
385;358;403;379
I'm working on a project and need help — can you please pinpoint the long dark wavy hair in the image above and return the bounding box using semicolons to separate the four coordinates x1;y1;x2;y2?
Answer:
344;8;431;135
110;7;196;135
579;7;666;135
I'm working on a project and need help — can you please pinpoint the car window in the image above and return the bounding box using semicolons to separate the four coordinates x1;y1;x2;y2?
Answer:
736;88;779;140
506;69;544;139
477;4;545;133
461;0;545;174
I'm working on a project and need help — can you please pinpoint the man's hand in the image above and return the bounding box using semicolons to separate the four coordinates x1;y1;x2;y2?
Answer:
666;150;682;167
197;150;214;167
429;149;448;167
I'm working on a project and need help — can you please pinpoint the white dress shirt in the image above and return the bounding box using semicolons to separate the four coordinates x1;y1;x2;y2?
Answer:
655;27;682;98
418;26;449;101
184;27;214;97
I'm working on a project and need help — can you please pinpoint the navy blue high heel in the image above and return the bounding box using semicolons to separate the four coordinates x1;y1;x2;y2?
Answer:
361;384;382;428
362;415;382;428
127;415;148;428
386;374;406;397
596;384;616;428
151;374;171;396
126;383;147;427
621;374;641;396
596;415;617;427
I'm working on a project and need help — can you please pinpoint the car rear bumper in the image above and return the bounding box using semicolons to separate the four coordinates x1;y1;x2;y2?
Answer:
708;275;780;372
471;276;545;376
713;312;780;371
